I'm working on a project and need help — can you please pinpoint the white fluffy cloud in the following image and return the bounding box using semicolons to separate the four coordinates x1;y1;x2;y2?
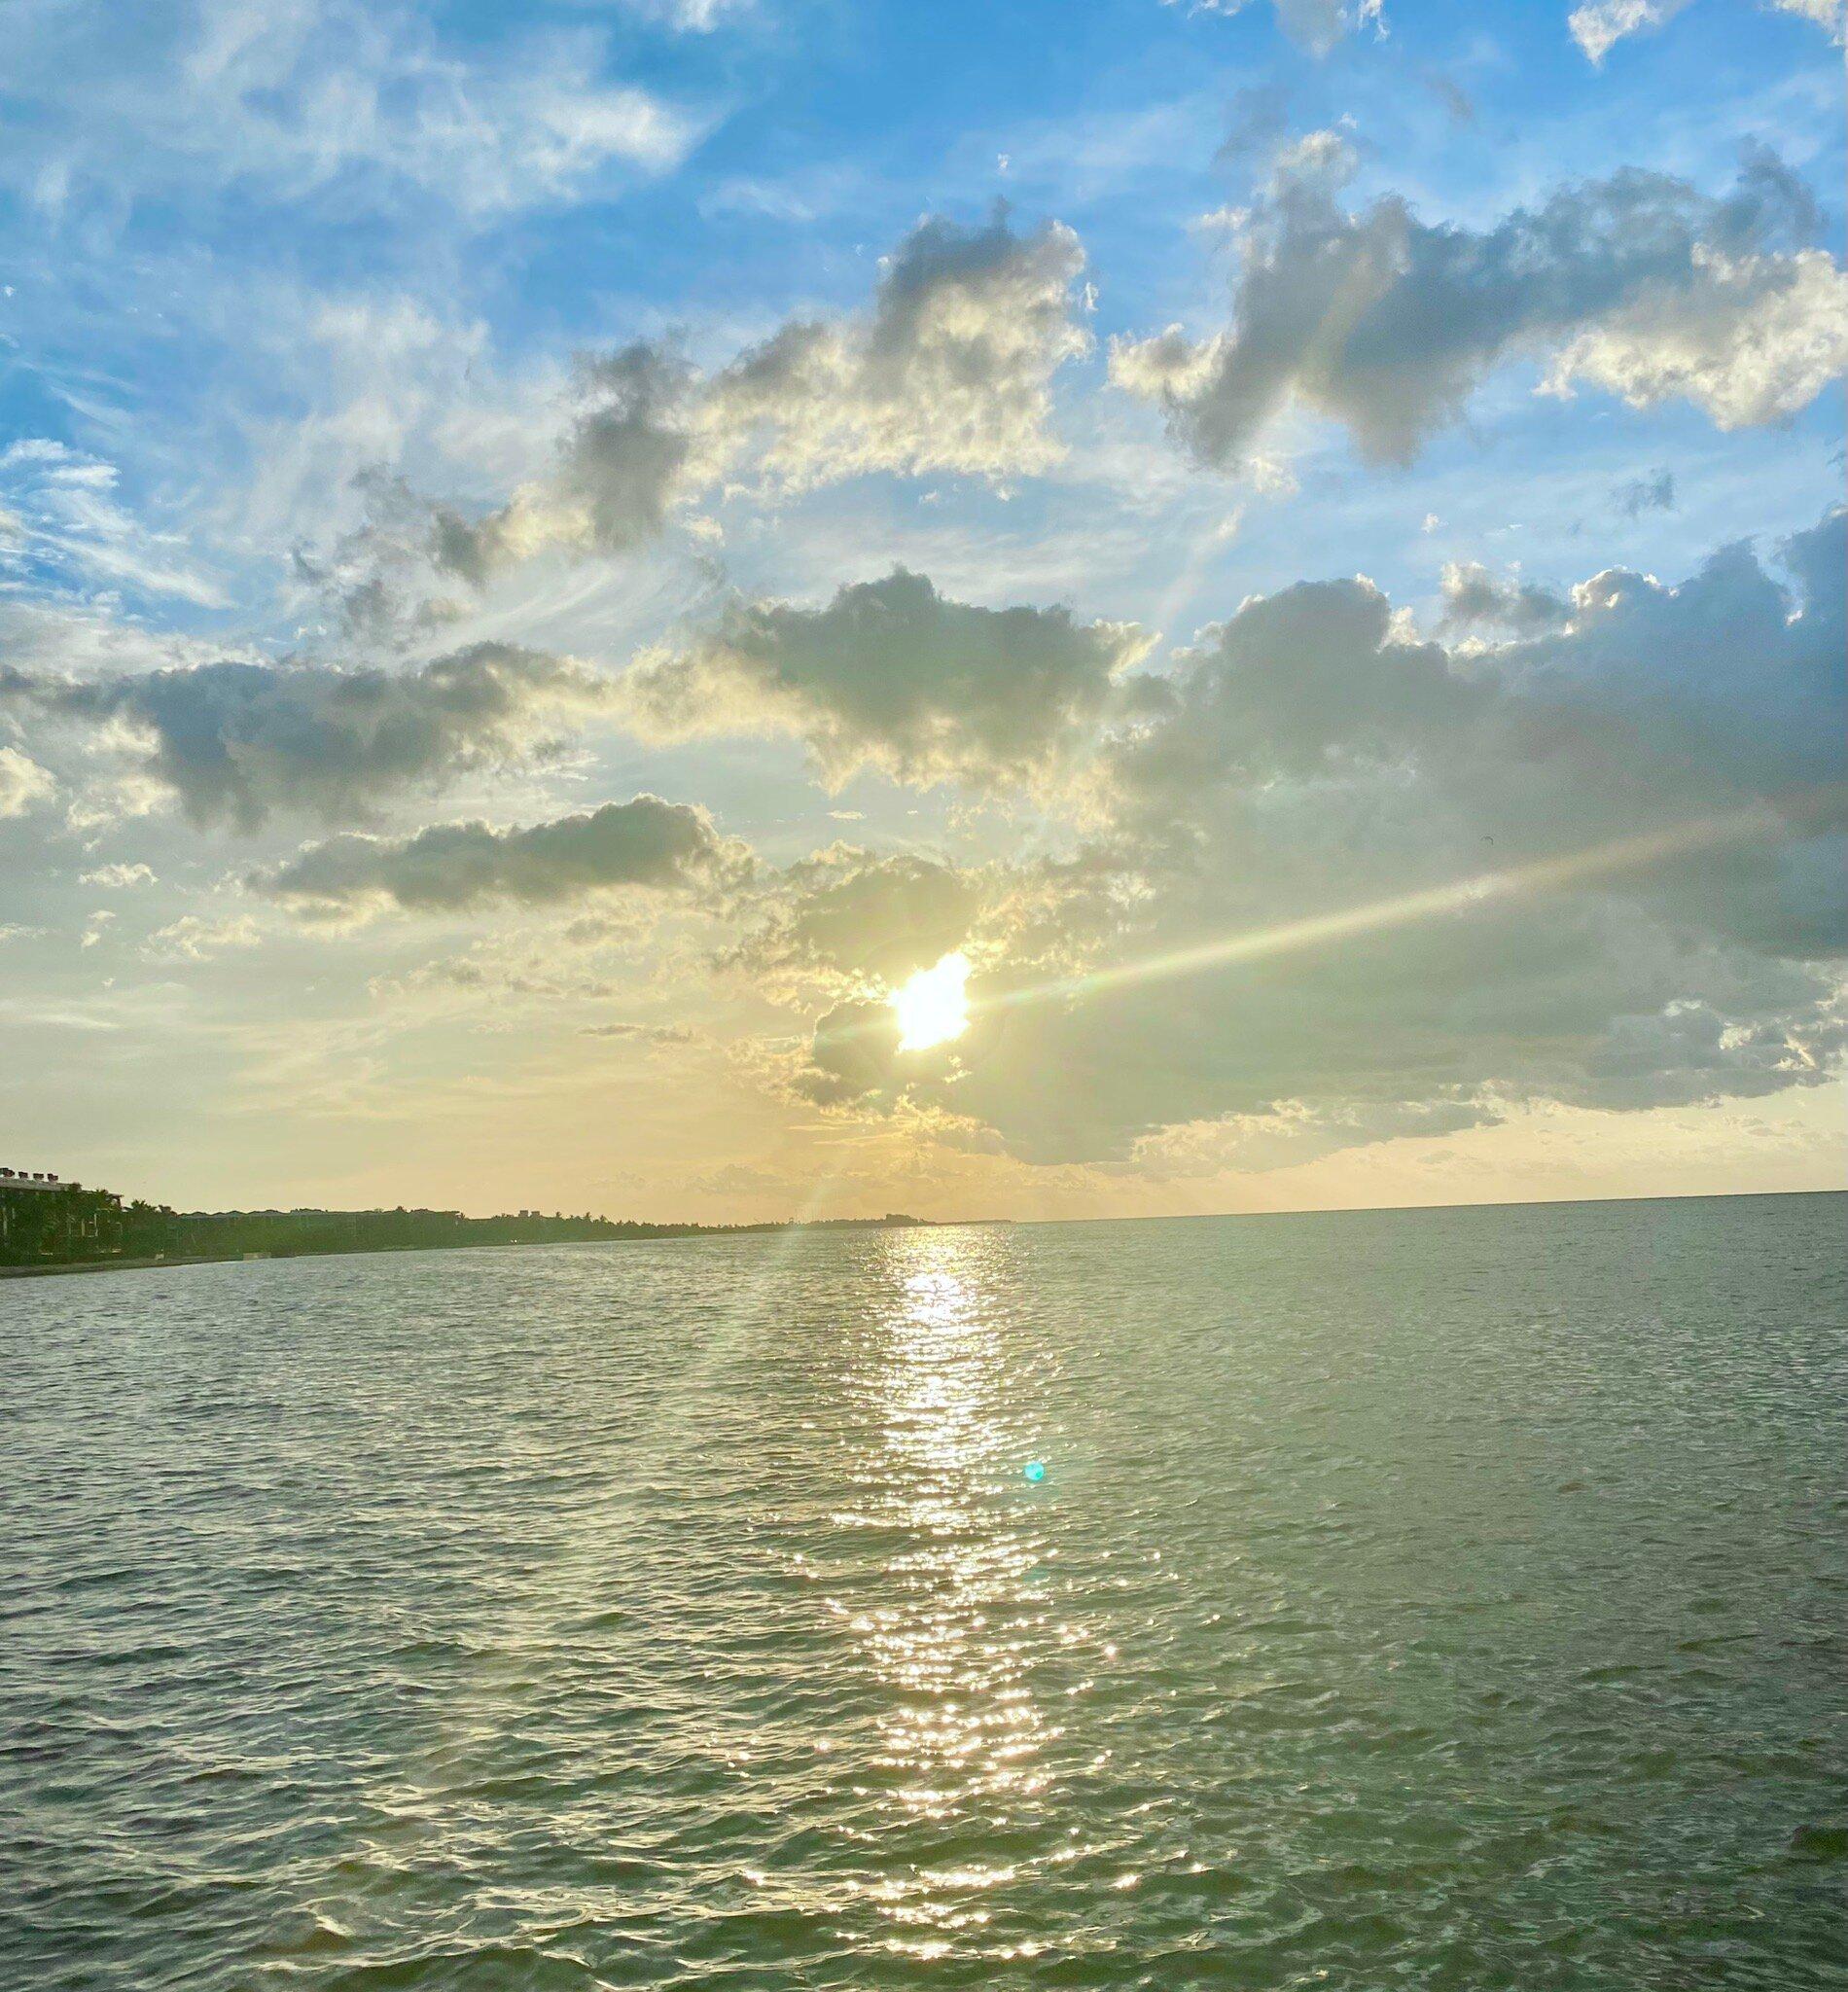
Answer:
80;863;157;889
434;208;1091;577
1112;142;1846;469
0;748;57;819
1570;0;1844;62
1542;244;1848;427
143;912;264;961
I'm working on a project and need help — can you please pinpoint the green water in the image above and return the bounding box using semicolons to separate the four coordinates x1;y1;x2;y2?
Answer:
3;1193;1843;1987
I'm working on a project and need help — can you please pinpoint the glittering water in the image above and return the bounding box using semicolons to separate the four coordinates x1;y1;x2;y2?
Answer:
3;1193;1844;1989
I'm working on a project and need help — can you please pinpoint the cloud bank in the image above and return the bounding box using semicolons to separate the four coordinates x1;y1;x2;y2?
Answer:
760;510;1845;1167
1;644;614;830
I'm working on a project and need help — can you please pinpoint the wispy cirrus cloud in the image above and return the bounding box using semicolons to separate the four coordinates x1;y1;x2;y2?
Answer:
4;0;699;224
0;439;227;607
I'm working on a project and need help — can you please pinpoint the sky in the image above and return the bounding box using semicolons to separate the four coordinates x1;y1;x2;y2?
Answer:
0;0;1842;1224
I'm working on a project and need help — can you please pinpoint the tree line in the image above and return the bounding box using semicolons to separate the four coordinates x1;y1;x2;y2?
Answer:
0;1180;926;1268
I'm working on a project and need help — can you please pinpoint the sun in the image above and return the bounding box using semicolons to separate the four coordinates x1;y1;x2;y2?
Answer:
892;951;971;1051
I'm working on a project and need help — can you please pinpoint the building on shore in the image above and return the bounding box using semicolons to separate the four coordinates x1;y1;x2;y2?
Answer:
0;1169;124;1259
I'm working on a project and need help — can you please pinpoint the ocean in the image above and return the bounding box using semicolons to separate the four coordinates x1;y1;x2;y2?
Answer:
3;1192;1843;1988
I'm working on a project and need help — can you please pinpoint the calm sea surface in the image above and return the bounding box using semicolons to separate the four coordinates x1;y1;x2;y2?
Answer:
3;1193;1844;1989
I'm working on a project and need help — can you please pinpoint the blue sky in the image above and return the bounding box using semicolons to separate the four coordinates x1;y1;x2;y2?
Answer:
0;0;1842;1219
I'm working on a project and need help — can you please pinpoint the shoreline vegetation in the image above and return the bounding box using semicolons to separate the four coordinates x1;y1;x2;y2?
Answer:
0;1171;937;1279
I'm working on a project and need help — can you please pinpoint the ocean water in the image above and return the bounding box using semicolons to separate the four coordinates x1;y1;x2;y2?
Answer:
3;1192;1843;1990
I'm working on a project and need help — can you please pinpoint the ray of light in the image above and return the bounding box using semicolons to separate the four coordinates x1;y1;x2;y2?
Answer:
979;796;1833;1023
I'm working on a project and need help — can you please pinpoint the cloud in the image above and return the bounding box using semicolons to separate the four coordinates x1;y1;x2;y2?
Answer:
80;862;157;888
0;748;57;819
6;0;695;223
729;846;987;998
1129;1095;1492;1174
0;439;226;608
579;1018;696;1042
1570;0;1843;61
697;207;1089;491
1;643;615;831
257;796;749;914
434;208;1090;577
622;568;1151;792
1540;242;1848;429
1101;510;1846;955
607;0;753;29
1111;142;1847;470
1615;469;1676;516
1774;0;1848;33
431;344;696;578
750;510;1845;1168
1568;0;1695;60
143;912;263;961
1437;563;1569;638
369;949;634;1003
1164;0;1387;57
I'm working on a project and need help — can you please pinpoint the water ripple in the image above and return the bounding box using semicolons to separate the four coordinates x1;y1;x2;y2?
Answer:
2;1195;1844;1987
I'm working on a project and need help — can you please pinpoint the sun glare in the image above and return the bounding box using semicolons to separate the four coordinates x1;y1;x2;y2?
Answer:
892;952;971;1052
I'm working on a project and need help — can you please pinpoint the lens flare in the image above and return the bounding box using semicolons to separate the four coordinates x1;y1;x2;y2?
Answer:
985;798;1828;1022
893;952;972;1051
828;794;1836;1060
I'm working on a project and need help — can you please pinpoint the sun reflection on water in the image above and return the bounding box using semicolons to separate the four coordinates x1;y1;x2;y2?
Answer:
831;1228;1061;1953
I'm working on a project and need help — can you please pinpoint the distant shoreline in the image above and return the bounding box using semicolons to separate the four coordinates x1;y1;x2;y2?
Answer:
0;1222;973;1283
3;1188;1835;1284
0;1180;947;1280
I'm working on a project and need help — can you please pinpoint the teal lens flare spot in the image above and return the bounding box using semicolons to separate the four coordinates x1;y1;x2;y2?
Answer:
1023;1460;1047;1483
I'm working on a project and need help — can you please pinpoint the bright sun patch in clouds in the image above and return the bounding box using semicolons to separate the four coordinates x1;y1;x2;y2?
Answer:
892;952;971;1051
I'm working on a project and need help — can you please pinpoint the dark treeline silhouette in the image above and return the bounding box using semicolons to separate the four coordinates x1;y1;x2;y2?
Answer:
0;1170;927;1270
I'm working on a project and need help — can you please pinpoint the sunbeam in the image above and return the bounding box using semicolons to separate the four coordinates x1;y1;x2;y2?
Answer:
978;796;1836;1024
